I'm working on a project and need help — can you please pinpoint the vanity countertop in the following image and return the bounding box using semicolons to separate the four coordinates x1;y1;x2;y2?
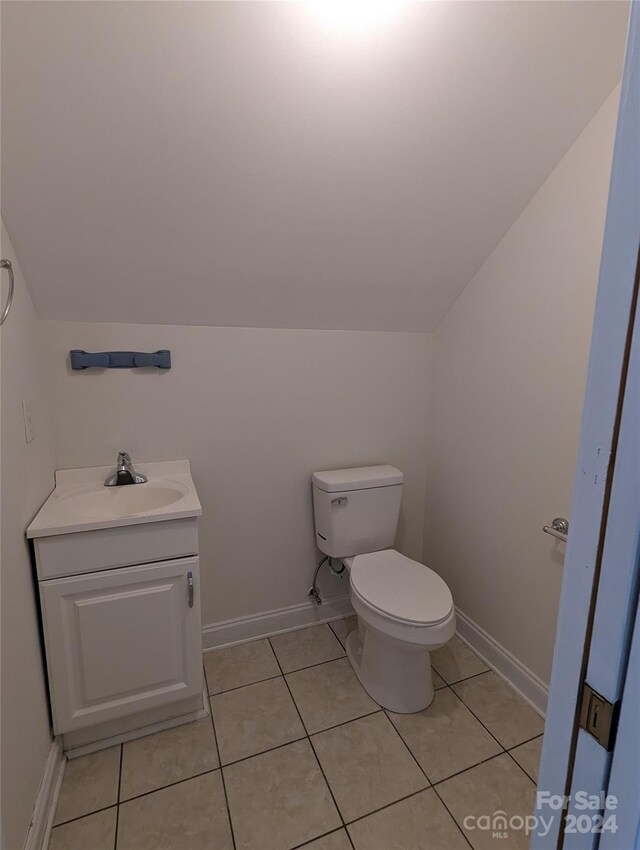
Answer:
27;459;202;539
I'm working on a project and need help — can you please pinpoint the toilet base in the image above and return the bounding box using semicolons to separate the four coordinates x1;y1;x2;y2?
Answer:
346;626;435;714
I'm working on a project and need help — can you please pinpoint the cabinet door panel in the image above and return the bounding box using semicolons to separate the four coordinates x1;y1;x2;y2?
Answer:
40;557;202;733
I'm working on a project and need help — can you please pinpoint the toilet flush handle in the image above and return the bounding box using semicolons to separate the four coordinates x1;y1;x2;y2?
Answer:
331;497;348;506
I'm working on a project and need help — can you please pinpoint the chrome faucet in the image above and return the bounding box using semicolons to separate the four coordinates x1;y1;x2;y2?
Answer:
104;451;148;486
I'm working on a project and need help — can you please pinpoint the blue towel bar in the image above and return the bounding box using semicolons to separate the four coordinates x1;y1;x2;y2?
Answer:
70;350;172;370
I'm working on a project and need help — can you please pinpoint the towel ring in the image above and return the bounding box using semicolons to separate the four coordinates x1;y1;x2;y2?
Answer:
0;259;14;326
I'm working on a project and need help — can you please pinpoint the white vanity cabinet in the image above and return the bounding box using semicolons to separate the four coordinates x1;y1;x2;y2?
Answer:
40;554;202;734
28;460;205;756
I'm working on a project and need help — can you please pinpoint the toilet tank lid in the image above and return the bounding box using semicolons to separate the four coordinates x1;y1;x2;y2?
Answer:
312;465;403;493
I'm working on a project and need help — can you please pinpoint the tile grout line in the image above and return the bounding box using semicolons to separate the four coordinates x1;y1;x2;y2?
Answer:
266;637;350;839
211;624;537;840
53;624;542;847
378;710;432;788
375;707;473;848
504;748;539;786
202;621;348;659
430;783;476;850
330;713;474;850
208;641;489;697
206;650;352;701
212;673;384;764
292;827;350;849
211;676;526;843
53;696;537;834
207;687;238;850
270;625;345;676
63;705;382;821
444;682;509;751
206;673;283;698
344;786;428;827
430;750;506;789
307;730;357;850
504;733;544;783
327;619;351;649
206;651;488;700
52;803;119;830
282;652;348;677
268;636;357;850
428;744;534;849
118;768;220;806
51;747;125;839
53;628;541;842
216;701;382;770
442;670;544;750
432;666;492;688
384;658;477;848
208;624;491;696
444;684;539;791
305;708;382;739
382;674;536;845
448;686;507;753
205;652;347;699
55;757;504;849
327;619;342;641
507;731;545;751
208;624;489;694
221;735;309;769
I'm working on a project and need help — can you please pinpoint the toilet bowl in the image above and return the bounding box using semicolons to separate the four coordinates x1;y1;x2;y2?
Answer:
311;464;456;714
343;549;455;713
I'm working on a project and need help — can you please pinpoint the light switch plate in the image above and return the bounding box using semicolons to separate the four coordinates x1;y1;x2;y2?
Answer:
22;400;35;443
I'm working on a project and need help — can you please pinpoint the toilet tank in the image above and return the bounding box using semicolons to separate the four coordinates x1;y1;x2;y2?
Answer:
311;465;403;558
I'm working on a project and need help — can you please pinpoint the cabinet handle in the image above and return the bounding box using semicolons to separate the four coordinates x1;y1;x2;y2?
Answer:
187;571;194;608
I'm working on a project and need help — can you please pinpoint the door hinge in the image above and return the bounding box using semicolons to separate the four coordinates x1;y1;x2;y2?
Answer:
579;683;619;751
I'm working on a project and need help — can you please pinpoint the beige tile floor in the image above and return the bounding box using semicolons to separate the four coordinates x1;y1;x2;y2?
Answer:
48;620;544;850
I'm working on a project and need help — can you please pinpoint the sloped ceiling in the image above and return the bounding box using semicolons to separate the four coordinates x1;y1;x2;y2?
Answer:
1;1;628;331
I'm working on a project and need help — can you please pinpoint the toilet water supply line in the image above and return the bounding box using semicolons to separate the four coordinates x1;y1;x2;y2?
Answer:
308;556;346;605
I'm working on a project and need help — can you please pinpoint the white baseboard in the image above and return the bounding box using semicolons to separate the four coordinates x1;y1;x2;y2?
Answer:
23;736;65;850
200;598;548;716
455;607;549;718
202;594;353;651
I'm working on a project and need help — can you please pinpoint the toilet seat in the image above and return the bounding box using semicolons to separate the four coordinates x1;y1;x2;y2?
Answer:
351;550;453;626
344;548;457;711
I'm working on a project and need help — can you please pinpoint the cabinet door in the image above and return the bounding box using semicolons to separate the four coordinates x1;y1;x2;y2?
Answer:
40;557;202;734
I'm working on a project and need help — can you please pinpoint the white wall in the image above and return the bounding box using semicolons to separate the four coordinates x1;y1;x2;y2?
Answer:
1;223;56;850
38;323;432;628
32;83;618;686
424;89;619;685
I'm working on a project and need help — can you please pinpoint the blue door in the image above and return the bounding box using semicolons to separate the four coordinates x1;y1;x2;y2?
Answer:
532;3;640;848
599;590;640;850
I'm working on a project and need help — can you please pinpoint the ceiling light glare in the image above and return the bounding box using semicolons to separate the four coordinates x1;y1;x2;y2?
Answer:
307;1;407;35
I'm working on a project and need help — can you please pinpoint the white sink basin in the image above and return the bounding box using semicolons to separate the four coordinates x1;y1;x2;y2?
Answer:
27;460;202;538
56;482;187;520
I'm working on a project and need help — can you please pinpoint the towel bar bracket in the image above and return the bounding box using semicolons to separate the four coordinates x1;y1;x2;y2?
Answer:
70;350;171;370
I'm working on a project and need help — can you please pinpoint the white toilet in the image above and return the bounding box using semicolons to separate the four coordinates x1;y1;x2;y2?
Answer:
312;465;455;713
